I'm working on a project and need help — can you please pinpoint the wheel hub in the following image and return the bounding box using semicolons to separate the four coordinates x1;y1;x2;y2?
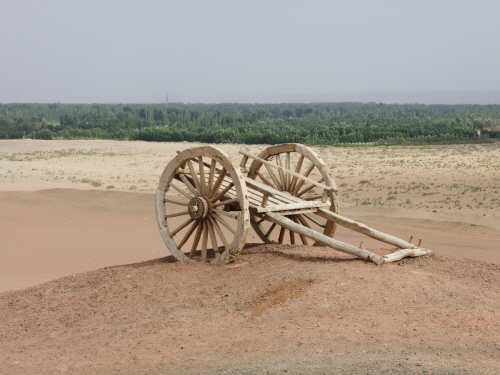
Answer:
188;196;211;220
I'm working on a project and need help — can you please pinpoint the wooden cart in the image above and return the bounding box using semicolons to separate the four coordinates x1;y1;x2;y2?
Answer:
156;143;433;265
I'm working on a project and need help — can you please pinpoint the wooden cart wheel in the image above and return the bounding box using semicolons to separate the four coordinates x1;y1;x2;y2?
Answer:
247;143;339;245
156;146;250;264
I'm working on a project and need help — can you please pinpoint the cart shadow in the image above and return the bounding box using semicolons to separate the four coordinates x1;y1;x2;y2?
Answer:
106;255;179;270
241;243;364;263
108;243;369;271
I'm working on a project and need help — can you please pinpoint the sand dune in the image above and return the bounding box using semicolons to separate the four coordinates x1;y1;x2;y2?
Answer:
1;140;500;374
1;140;499;292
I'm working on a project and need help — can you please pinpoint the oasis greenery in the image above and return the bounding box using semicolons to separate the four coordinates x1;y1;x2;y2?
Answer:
1;102;499;145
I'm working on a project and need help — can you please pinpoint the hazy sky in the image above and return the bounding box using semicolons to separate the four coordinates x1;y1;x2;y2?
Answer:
1;0;500;104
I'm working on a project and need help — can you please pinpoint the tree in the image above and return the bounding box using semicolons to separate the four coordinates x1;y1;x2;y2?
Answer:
153;109;165;122
139;108;147;120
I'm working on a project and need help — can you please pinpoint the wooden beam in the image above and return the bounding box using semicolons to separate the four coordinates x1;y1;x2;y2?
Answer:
383;248;433;263
264;212;385;265
257;200;330;213
316;208;419;250
245;179;277;198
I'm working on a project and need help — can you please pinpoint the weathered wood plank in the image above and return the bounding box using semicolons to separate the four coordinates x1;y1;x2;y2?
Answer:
256;200;330;213
244;179;277;198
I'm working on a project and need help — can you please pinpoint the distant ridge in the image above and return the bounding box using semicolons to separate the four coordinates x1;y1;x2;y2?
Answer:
329;89;500;105
186;89;500;105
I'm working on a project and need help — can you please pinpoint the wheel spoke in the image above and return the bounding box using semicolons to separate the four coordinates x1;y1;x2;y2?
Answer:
170;182;194;200
255;216;266;225
291;164;315;195
207;159;217;195
170;217;194;237
189;221;204;258
264;163;283;191
285;152;291;191
186;159;202;194
265;223;277;237
278;226;286;244
256;171;274;187
212;208;239;220
200;221;209;262
164;197;189;206
165;210;189;219
296;214;312;229
207;219;220;257
211;198;238;209
198;157;207;196
297;177;324;197
179;173;199;197
211;213;236;235
292;216;308;245
299;233;308;245
303;213;326;228
211;182;234;203
209;167;227;198
289;226;296;245
289;154;304;194
177;220;199;249
275;154;287;191
210;217;229;249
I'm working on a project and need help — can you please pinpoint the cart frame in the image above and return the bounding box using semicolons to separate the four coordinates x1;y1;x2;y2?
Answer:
156;144;432;265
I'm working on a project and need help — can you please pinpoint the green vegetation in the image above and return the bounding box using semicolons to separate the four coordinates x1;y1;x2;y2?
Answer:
1;102;499;145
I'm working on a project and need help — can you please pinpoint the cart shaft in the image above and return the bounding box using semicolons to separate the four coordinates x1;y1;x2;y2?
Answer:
264;212;385;265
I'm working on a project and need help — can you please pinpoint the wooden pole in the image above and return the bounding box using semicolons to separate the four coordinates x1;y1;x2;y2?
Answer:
264;212;385;265
316;209;418;250
383;248;433;263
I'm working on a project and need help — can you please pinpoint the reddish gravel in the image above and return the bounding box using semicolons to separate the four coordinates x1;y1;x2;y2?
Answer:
1;244;500;375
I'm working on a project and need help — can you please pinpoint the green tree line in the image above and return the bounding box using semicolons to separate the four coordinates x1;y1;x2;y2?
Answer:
1;102;499;145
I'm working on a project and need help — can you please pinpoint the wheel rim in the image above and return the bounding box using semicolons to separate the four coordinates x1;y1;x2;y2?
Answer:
156;146;249;264
247;143;338;245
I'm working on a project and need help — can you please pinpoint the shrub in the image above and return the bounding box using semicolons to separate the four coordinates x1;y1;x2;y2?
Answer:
29;129;53;140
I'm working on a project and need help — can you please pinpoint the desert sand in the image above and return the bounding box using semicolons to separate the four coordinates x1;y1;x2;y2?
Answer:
1;139;499;374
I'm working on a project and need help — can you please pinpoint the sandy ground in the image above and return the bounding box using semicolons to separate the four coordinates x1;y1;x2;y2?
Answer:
1;139;500;374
